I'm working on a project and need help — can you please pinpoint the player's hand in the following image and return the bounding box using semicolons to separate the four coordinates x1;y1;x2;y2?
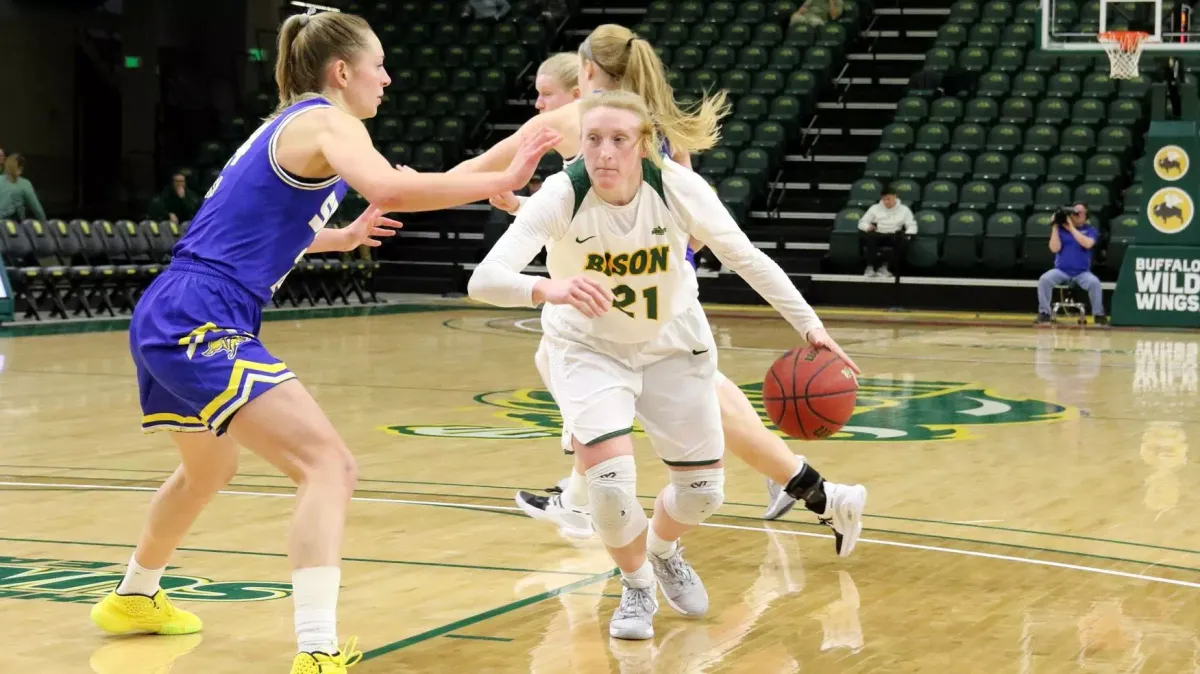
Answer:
489;191;521;215
506;127;561;191
342;205;402;249
542;276;613;318
805;327;862;375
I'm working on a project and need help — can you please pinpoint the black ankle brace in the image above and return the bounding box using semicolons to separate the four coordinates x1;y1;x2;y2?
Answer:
784;464;827;514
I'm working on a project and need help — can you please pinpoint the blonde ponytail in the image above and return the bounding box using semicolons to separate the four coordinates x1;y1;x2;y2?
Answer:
579;24;730;155
274;11;372;114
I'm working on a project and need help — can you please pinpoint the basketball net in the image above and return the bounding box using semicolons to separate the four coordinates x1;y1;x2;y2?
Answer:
1098;30;1152;79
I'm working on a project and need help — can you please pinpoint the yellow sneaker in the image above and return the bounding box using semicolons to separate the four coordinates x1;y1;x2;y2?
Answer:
90;590;203;636
289;637;362;673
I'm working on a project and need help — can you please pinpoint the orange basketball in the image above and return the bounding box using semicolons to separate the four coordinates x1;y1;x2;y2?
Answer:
762;346;858;440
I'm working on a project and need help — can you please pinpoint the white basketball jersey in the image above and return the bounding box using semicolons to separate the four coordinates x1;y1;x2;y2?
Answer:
542;158;699;344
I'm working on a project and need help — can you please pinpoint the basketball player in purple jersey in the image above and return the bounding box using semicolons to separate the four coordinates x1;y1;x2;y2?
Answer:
88;10;558;673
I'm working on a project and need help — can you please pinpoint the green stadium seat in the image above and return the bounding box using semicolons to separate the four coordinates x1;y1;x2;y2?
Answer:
817;23;848;49
734;95;769;123
977;72;1012;98
718;176;753;221
1048;152;1085;185
784;22;817;48
1084;153;1122;185
708;1;738;22
848;179;883;208
997;180;1034;214
1002;23;1035;48
411;143;444;172
1010;152;1047;182
958;46;992;75
950;0;982;23
676;0;705;22
1123;184;1147;214
1021;212;1056;272
458;92;487;120
631;22;657;42
689;69;721;95
386;142;413;167
721;121;753;150
784;70;817;98
1071;98;1107;128
734;148;771;190
645;0;671;22
1024;124;1059;153
1074;182;1111;214
376;117;402;143
770;46;803;71
929;97;965;124
443;45;468;68
413;45;439;68
880;123;915;151
924;47;958;72
986;123;1022;152
464;22;492;44
899;151;936;181
942;210;985;267
1034;182;1072;211
828;207;865;269
1108;97;1144;125
421;69;448;93
752;23;784;48
1082;73;1117;100
1015;0;1041;23
969;23;1002;48
478;69;507;102
1097;125;1134;156
721;69;752;97
1011;71;1047;98
698;146;736;179
907;210;945;268
767;96;804;128
659;23;689;47
973;152;1010;182
892;179;923;208
433;22;461;46
999;97;1035;126
914;123;951;152
801;47;834;75
737;1;768;23
1060;125;1096;154
992;47;1026;74
705;45;737;71
983;0;1015;22
751;121;787;157
1047;73;1082;99
1058;53;1096;74
692;23;721;48
922;180;959;211
982;211;1023;270
751;70;785;96
864;150;900;180
723;22;752;47
952;123;986;153
404;117;433;143
895;97;931;124
1035;98;1070;126
936;151;973;182
1118;76;1152;100
959;180;997;211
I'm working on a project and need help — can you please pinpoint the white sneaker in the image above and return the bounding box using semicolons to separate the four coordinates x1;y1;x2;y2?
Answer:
877;263;893;279
819;483;867;557
514;491;594;539
763;478;799;521
863;267;877;278
649;546;708;617
609;581;658;640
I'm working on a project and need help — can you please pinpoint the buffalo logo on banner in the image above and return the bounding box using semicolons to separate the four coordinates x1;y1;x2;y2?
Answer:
1153;145;1190;181
1146;187;1195;235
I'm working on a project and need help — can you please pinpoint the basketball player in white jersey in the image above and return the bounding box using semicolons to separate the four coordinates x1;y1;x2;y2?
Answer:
456;29;868;551
468;90;852;640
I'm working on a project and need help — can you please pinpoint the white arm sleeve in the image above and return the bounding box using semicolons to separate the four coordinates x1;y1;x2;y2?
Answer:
664;162;824;337
468;174;573;307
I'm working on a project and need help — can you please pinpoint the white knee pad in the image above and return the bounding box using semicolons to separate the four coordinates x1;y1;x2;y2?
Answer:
664;468;725;526
585;455;646;548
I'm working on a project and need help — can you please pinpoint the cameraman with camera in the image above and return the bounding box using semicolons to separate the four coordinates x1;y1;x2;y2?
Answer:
1035;203;1109;326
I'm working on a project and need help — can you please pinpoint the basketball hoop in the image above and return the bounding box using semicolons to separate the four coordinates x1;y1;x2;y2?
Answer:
1099;30;1152;79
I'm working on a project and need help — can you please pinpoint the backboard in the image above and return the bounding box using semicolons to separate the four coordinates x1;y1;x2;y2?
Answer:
1041;0;1200;53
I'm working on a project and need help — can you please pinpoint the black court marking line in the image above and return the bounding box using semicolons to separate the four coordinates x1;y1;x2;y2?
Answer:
0;535;601;577
360;569;616;661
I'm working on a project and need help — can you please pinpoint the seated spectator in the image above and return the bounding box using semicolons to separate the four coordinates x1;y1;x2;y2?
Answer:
461;0;510;21
1036;203;1108;326
156;172;202;224
857;187;916;278
0;154;47;222
790;0;843;27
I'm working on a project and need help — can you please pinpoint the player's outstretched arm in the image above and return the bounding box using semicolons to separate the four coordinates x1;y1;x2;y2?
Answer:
668;165;861;372
317;109;560;212
468;176;613;316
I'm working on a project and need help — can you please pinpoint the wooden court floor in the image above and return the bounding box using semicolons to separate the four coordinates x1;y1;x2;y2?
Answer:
2;306;1199;673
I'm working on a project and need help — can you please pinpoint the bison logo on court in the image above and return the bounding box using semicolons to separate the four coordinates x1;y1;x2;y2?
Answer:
1146;187;1195;235
1153;145;1189;181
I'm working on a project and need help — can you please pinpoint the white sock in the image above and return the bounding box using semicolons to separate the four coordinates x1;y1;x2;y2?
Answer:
116;554;165;596
564;469;590;508
646;526;677;559
621;560;655;589
294;566;340;654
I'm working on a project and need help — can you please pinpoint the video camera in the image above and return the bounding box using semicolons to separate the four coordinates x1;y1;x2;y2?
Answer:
1051;204;1080;226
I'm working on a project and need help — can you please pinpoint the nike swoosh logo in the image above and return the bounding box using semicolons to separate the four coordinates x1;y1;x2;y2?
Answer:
575;235;596;244
692;349;709;355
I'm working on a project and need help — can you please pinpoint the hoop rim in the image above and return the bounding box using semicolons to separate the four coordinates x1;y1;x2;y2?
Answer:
1098;30;1154;51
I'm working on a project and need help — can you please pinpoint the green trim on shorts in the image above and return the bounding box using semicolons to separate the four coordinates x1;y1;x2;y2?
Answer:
662;458;722;467
585;427;634;446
